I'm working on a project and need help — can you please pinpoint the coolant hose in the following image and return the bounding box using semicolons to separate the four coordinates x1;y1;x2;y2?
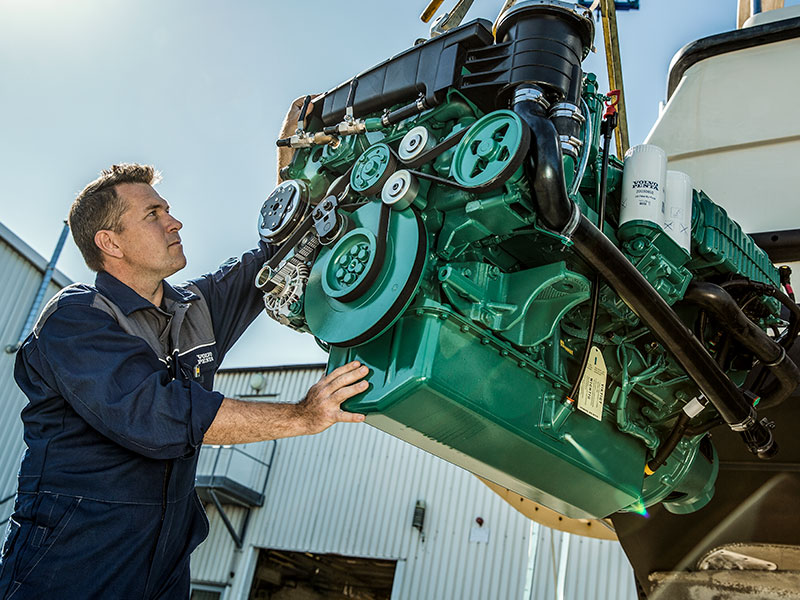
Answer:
512;89;577;234
684;282;800;410
512;85;777;458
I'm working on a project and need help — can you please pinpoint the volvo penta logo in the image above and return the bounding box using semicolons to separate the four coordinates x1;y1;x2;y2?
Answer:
196;351;214;365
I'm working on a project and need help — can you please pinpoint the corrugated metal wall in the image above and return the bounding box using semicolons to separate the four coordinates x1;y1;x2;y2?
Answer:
527;527;637;600
0;229;70;524
192;366;638;600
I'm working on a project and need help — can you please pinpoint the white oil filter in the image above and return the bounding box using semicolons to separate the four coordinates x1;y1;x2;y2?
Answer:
620;144;667;228
665;170;693;253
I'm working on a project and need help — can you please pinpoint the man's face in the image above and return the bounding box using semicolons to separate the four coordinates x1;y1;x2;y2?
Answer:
111;182;186;280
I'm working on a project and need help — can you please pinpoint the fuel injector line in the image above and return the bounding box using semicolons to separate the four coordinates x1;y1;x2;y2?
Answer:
511;84;776;458
684;282;800;410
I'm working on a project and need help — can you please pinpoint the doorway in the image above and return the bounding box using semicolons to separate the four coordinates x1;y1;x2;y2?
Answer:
249;548;397;600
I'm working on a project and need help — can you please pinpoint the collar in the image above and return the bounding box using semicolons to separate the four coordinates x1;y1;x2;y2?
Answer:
95;271;199;316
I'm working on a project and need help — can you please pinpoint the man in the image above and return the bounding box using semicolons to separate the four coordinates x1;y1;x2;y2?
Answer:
0;106;367;599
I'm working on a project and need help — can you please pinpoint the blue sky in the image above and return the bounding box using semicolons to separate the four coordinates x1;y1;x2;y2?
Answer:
0;0;768;367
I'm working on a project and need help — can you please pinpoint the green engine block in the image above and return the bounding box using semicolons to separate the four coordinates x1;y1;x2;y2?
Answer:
256;8;783;520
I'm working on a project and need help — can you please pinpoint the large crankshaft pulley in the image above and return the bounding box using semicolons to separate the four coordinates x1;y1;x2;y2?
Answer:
304;201;427;347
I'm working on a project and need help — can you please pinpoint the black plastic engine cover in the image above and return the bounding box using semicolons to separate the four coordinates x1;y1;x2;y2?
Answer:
319;19;494;125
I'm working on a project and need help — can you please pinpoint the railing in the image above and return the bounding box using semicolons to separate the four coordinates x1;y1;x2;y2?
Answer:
196;441;277;508
195;442;277;548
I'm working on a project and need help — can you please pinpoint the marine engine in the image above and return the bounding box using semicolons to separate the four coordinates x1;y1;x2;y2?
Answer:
255;0;799;520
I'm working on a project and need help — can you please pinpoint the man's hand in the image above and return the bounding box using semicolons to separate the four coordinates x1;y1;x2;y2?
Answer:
203;361;368;446
297;361;369;435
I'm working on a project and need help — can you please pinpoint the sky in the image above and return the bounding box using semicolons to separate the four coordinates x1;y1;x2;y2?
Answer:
0;0;783;368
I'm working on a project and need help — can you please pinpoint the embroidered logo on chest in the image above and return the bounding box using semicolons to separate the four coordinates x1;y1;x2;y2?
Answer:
196;351;215;365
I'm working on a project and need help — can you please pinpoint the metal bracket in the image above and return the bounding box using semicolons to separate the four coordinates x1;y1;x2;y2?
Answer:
422;0;475;37
312;195;348;245
207;489;251;550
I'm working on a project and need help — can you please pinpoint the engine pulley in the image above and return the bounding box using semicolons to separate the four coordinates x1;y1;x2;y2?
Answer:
350;143;397;196
304;201;427;347
258;179;311;244
399;126;436;162
450;110;530;191
381;170;419;211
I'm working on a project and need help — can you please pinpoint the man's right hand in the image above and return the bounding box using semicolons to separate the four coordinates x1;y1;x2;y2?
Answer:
203;361;369;446
298;361;368;435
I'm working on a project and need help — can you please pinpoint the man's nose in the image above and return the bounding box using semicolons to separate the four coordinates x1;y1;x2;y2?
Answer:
166;213;183;231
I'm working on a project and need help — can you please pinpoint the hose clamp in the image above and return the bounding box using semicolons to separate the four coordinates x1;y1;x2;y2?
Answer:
752;419;776;458
763;345;787;368
558;134;583;156
730;406;757;432
549;103;585;124
513;87;550;112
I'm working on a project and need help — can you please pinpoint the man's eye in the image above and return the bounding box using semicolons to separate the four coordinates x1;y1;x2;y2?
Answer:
148;211;157;217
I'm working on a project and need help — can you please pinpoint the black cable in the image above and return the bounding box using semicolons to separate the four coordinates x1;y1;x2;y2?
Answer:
779;265;794;302
567;112;615;401
646;412;690;474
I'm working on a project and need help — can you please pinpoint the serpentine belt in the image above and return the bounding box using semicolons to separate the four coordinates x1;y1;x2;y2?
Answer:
260;124;475;297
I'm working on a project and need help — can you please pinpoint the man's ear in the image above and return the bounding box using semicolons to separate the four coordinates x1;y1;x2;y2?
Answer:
95;229;124;261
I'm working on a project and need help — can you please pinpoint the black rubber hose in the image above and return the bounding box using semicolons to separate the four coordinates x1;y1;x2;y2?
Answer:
298;95;312;130
382;97;434;127
512;91;576;233
721;279;800;352
646;412;690;474
570;221;748;422
684;417;722;437
684;282;800;410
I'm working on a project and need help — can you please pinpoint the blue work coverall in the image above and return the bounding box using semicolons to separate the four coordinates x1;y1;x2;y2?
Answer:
0;244;271;599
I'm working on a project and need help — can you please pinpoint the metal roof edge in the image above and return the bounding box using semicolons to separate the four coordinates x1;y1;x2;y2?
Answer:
0;221;72;288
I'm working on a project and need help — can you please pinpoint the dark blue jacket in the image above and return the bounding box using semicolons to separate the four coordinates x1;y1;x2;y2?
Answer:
0;243;271;599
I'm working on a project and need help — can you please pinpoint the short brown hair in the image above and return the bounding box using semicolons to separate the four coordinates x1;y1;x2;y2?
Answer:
69;163;162;272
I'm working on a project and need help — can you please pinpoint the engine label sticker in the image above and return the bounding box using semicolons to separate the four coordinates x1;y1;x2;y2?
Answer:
577;346;607;421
